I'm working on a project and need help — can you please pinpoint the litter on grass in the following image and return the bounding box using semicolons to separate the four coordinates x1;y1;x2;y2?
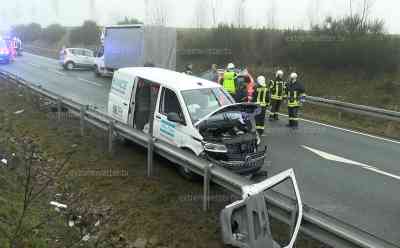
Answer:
14;109;25;114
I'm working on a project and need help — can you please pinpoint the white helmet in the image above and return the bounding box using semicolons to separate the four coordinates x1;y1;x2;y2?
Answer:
257;76;266;87
227;63;235;70
275;70;284;78
290;72;298;81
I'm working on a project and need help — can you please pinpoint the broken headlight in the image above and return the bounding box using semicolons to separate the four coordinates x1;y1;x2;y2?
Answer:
202;142;228;153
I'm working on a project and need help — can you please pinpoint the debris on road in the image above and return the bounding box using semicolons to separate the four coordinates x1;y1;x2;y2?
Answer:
82;233;91;242
14;109;25;114
1;158;7;166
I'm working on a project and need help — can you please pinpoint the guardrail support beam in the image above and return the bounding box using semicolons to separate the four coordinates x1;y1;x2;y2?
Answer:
80;106;86;136
147;136;155;177
203;163;213;211
108;121;114;155
57;97;62;121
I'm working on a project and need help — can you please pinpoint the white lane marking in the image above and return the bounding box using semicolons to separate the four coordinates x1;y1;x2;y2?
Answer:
278;113;400;145
50;69;66;76
26;62;41;68
77;77;102;87
302;145;400;181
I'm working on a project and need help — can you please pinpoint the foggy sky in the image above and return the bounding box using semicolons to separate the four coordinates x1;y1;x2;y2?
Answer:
0;0;398;34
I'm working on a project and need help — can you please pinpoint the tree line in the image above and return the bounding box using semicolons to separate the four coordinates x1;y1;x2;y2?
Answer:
11;20;100;47
11;15;400;74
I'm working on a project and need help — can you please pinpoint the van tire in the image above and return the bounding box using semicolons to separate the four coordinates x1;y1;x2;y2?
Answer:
179;149;200;181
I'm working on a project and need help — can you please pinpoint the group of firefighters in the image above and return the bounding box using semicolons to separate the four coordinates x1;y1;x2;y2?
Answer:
185;62;306;134
223;63;306;133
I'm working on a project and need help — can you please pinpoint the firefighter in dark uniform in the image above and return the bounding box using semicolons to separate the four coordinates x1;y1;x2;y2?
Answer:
254;75;270;134
286;72;306;128
269;70;286;121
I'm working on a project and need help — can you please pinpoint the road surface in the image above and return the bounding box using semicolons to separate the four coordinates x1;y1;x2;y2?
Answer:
1;53;399;246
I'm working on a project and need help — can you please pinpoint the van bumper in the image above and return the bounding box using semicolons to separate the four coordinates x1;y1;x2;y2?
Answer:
207;148;266;175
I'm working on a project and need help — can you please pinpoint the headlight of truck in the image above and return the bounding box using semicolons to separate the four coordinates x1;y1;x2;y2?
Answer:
203;142;228;153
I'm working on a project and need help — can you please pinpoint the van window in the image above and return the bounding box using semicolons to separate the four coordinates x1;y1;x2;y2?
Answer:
182;87;234;123
160;88;185;124
73;49;85;56
84;50;94;57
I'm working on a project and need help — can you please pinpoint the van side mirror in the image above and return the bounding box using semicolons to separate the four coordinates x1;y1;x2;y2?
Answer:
167;112;183;124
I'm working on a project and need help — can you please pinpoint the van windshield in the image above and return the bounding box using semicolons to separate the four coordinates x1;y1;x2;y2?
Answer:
0;39;6;47
182;87;234;124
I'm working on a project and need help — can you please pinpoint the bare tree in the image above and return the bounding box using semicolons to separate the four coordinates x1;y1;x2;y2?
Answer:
0;139;75;247
194;0;209;28
210;0;218;27
89;0;97;22
51;0;59;18
266;0;277;29
347;0;376;33
234;0;246;28
307;0;321;28
145;0;169;26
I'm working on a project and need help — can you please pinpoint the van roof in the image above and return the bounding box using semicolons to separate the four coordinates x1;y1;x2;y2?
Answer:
118;67;222;91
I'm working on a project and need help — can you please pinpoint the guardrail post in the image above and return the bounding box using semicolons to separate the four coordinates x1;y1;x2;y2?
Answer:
338;111;342;121
57;97;62;122
147;136;154;177
80;105;86;136
203;163;213;211
108;121;114;155
289;207;298;240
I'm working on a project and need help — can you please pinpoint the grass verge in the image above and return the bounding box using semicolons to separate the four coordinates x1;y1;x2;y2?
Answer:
0;77;326;247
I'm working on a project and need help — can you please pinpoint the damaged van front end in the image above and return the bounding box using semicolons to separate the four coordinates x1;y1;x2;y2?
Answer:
196;103;267;175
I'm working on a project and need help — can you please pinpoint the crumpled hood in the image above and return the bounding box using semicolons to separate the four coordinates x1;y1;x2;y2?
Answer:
194;103;260;128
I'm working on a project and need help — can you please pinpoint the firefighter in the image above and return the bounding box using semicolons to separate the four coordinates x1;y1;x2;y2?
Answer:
269;70;286;121
254;75;270;134
286;72;306;128
222;63;238;98
184;64;193;75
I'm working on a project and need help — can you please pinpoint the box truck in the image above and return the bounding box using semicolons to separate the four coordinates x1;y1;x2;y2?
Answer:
94;25;176;77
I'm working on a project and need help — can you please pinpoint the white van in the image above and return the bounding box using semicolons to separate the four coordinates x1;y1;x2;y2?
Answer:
108;67;266;178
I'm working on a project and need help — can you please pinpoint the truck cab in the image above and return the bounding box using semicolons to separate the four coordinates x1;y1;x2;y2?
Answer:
108;67;266;178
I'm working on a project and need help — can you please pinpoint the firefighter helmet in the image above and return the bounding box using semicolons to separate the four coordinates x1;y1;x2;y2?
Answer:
290;72;298;81
227;63;235;70
257;75;266;87
275;70;284;78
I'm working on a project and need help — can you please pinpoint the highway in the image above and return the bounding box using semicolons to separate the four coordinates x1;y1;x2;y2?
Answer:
1;53;399;246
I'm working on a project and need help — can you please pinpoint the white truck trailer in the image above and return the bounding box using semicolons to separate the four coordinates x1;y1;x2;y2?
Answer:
94;25;176;77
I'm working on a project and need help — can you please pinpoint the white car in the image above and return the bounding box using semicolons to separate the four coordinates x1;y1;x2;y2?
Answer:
59;48;95;70
108;67;266;179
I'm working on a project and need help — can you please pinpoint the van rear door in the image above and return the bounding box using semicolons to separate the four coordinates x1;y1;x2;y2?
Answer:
108;70;135;124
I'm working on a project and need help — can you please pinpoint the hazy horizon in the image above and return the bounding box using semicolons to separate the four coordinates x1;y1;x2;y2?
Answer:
0;0;398;34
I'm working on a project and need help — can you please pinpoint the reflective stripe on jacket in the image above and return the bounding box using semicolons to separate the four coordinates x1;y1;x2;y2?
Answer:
287;81;306;107
270;79;286;100
256;86;270;107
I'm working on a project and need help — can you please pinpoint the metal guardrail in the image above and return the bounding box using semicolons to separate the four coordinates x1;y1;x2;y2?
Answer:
306;96;400;122
0;69;397;248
